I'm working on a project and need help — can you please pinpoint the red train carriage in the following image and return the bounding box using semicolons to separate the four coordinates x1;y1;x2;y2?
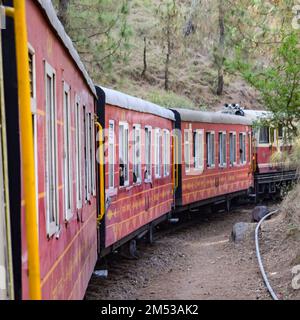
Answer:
2;1;98;299
172;109;253;211
95;86;175;256
243;110;298;200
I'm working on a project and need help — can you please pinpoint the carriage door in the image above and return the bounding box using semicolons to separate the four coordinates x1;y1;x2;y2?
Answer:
0;26;14;300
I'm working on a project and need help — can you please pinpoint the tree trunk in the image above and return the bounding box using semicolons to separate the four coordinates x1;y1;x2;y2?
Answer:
183;0;201;37
58;0;70;28
141;37;147;78
165;29;171;91
216;0;225;96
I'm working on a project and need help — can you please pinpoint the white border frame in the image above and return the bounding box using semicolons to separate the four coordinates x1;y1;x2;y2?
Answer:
229;131;237;167
144;125;152;183
239;132;247;165
218;131;227;168
45;61;59;238
163;129;171;177
63;82;73;222
108;120;115;190
28;43;37;113
75;95;83;210
206;130;216;169
119;122;130;188
154;128;161;179
194;129;204;173
133;124;142;184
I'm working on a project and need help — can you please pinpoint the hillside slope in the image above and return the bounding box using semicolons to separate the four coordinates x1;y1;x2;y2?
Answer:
53;0;264;111
104;0;263;110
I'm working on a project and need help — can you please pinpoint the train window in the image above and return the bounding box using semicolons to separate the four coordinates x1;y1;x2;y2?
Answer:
229;132;237;166
155;128;161;178
163;130;170;177
28;44;36;112
145;126;152;181
108;121;115;189
119;123;129;187
194;130;204;171
259;127;270;144
248;132;252;163
63;83;72;221
84;111;93;202
45;62;59;237
88;113;95;197
29;45;38;224
206;132;215;168
91;115;96;196
278;125;283;140
184;130;191;172
133;125;142;184
75;97;82;209
218;132;227;167
239;133;246;164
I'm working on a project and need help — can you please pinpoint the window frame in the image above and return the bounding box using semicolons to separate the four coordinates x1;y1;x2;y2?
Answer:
194;129;204;172
91;115;96;196
239;132;247;165
108;120;115;190
28;43;36;113
45;61;59;238
75;95;83;210
259;127;270;145
184;129;191;173
63;82;73;221
248;132;252;164
133;124;142;184
229;131;237;167
83;109;92;203
218;131;227;168
163;129;171;177
119;122;130;188
154;128;161;179
88;112;94;198
206;131;215;169
28;44;39;227
145;126;152;182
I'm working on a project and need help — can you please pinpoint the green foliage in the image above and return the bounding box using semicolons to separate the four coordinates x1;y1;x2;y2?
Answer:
53;0;132;81
229;33;300;137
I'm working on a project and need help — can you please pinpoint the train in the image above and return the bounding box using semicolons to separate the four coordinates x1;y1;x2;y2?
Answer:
0;0;298;300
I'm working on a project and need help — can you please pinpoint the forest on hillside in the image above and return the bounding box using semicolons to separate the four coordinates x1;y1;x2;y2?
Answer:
53;0;299;135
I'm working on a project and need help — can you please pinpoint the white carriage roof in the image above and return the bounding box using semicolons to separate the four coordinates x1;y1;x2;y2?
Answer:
174;108;252;125
242;110;272;121
99;87;175;121
37;1;96;97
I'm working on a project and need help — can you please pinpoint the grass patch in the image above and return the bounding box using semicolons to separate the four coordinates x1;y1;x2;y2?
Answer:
146;89;196;109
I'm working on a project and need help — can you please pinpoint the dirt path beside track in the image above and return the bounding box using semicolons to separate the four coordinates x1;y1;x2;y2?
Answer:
86;204;271;300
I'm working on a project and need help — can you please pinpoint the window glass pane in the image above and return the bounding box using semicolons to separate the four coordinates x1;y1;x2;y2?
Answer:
239;133;246;164
29;52;34;98
259;127;269;144
119;124;129;186
133;126;141;183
